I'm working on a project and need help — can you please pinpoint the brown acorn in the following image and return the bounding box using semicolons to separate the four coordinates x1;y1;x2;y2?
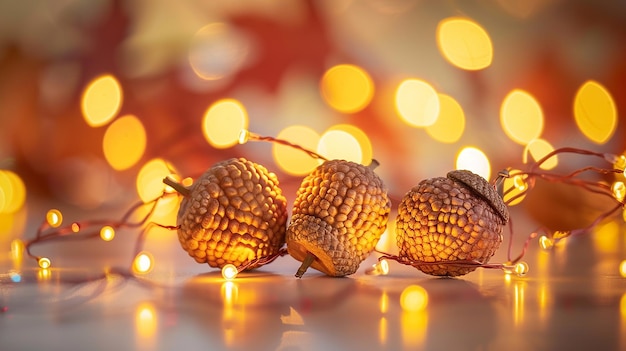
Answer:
395;170;509;277
173;158;288;269
287;159;391;277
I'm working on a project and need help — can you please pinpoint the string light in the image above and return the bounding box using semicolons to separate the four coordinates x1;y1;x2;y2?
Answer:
514;262;529;277
366;259;390;276
133;252;153;274
539;235;554;250
46;209;63;228
100;226;115;241
71;222;80;233
221;264;239;280
612;182;625;201
38;257;51;269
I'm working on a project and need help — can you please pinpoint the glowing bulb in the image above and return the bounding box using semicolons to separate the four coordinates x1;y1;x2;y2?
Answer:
513;175;527;191
221;264;239;280
502;170;527;206
612;182;625;202
100;226;115;242
619;260;626;278
38;257;51;269
539;236;553;250
400;285;429;312
71;222;80;233
514;262;529;277
133;252;153;274
613;155;626;171
366;260;390;275
46;209;63;228
238;129;250;144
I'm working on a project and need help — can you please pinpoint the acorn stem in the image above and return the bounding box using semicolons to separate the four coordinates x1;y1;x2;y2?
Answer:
163;177;190;197
368;159;380;171
295;252;316;278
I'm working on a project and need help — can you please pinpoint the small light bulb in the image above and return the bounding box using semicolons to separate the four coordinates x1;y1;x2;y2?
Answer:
513;175;526;191
612;182;625;202
238;129;250;144
71;222;80;233
514;262;529;277
133;252;153;274
46;209;63;228
221;264;239;280
539;235;553;250
38;257;51;269
613;155;626;171
100;226;115;241
366;259;390;276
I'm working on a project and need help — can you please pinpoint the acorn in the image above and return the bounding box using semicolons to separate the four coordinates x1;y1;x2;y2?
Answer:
287;159;391;277
395;170;509;277
173;158;288;269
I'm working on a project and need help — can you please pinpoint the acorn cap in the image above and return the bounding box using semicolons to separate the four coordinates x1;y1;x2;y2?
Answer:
177;158;288;269
287;159;391;277
395;172;507;277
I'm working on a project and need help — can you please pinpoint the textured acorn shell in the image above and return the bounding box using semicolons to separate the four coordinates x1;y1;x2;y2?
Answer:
395;170;508;277
287;160;391;276
176;158;288;269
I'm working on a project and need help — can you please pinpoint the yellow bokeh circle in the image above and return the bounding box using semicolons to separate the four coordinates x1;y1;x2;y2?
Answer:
437;17;493;70
81;74;123;127
103;115;147;170
320;64;374;114
202;99;249;148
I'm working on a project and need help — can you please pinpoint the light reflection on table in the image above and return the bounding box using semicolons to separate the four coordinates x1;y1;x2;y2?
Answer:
2;218;626;351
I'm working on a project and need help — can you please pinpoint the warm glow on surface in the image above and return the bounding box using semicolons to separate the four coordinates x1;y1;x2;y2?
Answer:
320;64;374;114
395;79;440;127
380;291;389;314
502;170;527;205
327;124;373;165
436;17;493;70
38;257;51;269
221;264;239;280
272;125;321;176
281;307;305;325
400;285;429;312
425;94;465;143
46;209;63;228
514;282;525;326
593;221;620;254
136;159;178;202
10;239;24;261
401;309;428;348
620;261;626;278
379;317;388;345
133;252;153;274
100;226;115;242
0;170;26;214
523;139;557;170
81;74;122;127
500;90;544;145
456;146;491;181
202;99;249;148
574;80;617;144
318;129;363;164
103;115;147;170
135;302;157;342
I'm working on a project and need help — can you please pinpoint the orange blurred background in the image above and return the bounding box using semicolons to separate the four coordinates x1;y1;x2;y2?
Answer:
0;0;625;235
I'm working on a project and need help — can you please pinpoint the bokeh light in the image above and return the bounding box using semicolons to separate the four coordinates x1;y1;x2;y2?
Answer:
202;99;249;148
189;23;251;81
221;264;239;280
620;260;626;278
81;74;123;127
400;285;429;312
326;124;373;165
317;129;363;164
136;158;178;202
272;125;321;176
38;257;51;269
103;115;147;170
0;170;26;214
456;146;491;181
395;79;440;127
500;90;544;145
425;93;465;143
320;64;374;114
436;17;493;70
523;139;557;170
573;80;617;144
